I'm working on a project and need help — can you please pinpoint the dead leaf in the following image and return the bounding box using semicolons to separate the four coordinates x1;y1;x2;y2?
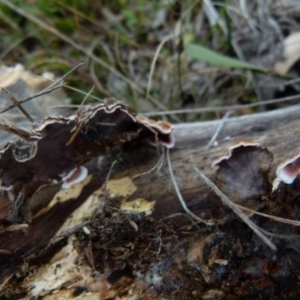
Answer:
274;31;300;75
120;198;156;215
106;176;137;198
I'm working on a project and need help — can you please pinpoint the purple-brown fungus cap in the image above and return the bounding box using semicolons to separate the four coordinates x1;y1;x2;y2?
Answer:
212;140;273;210
276;152;300;184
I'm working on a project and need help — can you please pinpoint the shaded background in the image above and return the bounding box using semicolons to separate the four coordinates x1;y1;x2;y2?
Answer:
1;0;300;120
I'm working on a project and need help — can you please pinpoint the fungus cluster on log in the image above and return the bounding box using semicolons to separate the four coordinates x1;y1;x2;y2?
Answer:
1;90;300;298
0;98;174;222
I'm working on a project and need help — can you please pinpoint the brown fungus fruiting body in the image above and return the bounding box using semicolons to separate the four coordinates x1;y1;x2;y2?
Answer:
61;166;88;189
212;140;273;211
276;152;300;184
0;98;174;221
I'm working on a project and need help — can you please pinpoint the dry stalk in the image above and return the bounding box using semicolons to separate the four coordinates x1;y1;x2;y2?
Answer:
1;88;34;122
205;111;232;149
131;153;164;180
193;166;276;250
0;63;84;114
143;93;300;116
166;149;209;225
235;204;300;227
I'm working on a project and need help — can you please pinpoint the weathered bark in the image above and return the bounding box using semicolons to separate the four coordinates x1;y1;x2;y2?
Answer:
1;104;300;299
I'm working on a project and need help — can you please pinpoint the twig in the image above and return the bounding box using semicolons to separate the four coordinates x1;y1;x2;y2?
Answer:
66;86;95;146
235;204;300;226
193;166;276;250
0;84;66;115
166;149;208;225
142;93;300;116
146;34;174;101
0;119;36;139
43;62;85;91
51;220;92;242
114;33;128;76
89;61;111;96
151;229;162;260
103;160;117;202
231;38;264;110
162;212;203;229
205;111;232;149
131;153;164;180
1;88;34;122
0;62;84;114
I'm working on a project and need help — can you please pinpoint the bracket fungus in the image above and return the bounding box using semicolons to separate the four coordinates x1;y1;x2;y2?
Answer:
212;140;273;211
61;166;88;189
0;98;174;221
136;115;175;148
276;152;300;184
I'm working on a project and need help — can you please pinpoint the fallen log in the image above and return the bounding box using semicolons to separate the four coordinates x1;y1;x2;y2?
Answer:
1;85;300;298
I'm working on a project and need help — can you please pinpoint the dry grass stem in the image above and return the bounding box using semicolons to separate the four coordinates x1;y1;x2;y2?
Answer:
0;62;85;114
131;153;164;180
1;88;34;122
103;160;117;202
205;111;232;149
193;166;276;250
89;61;111;97
236;204;300;226
166;149;209;225
66;86;95;146
0;118;34;139
143;93;300;116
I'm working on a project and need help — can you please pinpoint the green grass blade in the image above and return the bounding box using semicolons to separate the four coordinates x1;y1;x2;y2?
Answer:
186;44;267;73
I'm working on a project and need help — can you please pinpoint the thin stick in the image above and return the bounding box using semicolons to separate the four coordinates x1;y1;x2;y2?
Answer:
41;62;85;92
89;61;111;96
231;38;264;111
236;204;300;226
103;160;117;201
78;85;95;111
1;88;34;122
50;220;92;244
146;34;174;100
0;62;84;114
0;119;36;139
131;153;164;180
66;86;95;146
166;149;208;225
162;212;203;229
142;93;300;116
47;86;105;108
193;166;276;250
205;111;232;149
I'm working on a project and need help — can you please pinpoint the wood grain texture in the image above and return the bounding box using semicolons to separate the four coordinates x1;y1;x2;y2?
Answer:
1;104;300;299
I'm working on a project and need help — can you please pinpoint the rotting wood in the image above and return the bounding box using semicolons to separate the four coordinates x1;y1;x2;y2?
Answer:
1;104;300;299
